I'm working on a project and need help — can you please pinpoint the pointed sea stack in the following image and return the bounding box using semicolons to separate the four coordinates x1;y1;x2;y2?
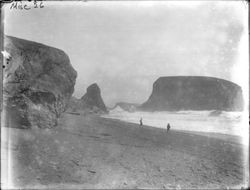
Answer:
81;83;107;113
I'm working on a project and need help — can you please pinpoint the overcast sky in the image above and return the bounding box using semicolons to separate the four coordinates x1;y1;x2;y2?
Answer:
4;1;248;107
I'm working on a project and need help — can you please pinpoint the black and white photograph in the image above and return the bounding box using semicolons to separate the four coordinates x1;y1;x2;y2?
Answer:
1;1;249;189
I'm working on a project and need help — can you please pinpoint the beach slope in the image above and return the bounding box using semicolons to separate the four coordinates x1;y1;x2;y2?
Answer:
2;113;247;189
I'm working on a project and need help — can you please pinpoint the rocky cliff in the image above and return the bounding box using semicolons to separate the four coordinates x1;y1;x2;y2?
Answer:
139;76;243;111
3;36;77;128
80;83;107;113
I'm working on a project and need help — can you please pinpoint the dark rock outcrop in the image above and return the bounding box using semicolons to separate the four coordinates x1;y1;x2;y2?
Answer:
3;36;77;128
139;76;243;111
112;102;139;112
80;83;107;113
67;96;83;112
209;110;223;116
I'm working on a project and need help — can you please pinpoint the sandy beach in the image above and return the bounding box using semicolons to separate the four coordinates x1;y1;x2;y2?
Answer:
2;113;247;189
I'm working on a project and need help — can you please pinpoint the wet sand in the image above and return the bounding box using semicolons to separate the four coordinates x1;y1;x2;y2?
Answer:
1;113;248;189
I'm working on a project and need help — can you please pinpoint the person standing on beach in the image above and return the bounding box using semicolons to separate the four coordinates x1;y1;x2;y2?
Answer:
140;118;143;126
167;123;171;132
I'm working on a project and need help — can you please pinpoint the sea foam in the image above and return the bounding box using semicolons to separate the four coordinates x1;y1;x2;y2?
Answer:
103;106;246;138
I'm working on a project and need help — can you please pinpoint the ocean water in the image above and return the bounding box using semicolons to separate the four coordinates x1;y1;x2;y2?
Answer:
103;106;248;139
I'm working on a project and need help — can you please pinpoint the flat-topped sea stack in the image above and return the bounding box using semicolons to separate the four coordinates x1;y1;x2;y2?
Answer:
3;36;77;128
81;83;107;113
139;76;243;111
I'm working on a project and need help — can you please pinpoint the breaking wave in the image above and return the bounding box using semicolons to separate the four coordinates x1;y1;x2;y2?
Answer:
103;107;246;137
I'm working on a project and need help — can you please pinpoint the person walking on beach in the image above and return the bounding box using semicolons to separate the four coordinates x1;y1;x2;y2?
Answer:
167;123;171;132
140;118;143;126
